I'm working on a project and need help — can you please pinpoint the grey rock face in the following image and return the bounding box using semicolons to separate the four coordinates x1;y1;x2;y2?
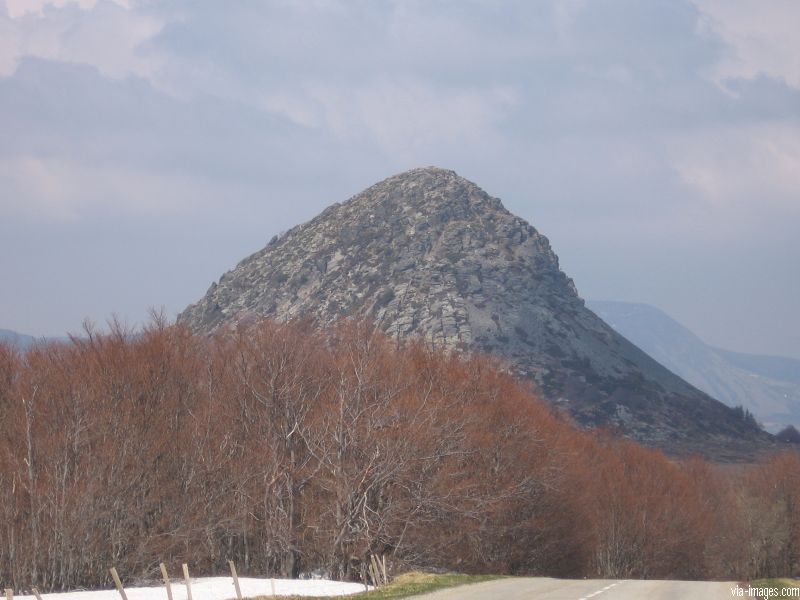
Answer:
180;167;771;460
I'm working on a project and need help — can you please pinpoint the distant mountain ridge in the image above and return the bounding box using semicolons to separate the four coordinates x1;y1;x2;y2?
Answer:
588;300;800;432
179;167;771;460
715;348;800;386
0;329;37;349
0;329;70;350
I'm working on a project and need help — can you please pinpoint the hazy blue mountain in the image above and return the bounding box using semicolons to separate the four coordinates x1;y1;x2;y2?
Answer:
587;301;800;432
715;349;800;386
0;329;69;349
0;328;37;349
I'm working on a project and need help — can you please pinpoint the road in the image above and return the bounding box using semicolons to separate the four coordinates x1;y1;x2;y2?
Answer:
414;577;740;600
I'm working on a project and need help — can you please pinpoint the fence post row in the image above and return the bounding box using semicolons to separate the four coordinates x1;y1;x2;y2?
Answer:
9;559;384;598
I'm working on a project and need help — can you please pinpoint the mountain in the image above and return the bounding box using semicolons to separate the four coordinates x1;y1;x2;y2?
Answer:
587;300;800;433
0;329;37;349
180;167;770;460
715;348;800;386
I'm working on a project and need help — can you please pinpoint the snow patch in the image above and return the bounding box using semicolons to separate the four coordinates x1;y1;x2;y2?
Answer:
15;577;368;600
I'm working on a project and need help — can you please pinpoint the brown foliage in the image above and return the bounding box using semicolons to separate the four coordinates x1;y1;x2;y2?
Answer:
0;318;797;590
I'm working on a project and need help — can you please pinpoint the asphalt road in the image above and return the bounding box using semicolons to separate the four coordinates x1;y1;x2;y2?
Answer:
414;577;739;600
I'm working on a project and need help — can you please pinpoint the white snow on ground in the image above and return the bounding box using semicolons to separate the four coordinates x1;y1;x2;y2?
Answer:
14;577;369;600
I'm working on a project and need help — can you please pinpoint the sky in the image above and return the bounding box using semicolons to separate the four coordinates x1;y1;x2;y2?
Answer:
1;0;799;360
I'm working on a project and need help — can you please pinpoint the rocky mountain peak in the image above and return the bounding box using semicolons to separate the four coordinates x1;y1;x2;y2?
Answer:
180;167;771;460
184;167;577;343
350;166;504;215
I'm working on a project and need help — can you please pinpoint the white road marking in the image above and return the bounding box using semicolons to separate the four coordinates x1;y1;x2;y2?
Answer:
578;581;622;600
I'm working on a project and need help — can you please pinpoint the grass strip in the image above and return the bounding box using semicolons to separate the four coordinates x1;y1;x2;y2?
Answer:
248;572;505;600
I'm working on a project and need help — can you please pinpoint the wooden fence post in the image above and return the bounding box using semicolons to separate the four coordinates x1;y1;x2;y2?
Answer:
368;555;376;586
380;554;388;585
183;563;192;600
369;554;383;586
368;561;378;586
31;589;43;600
182;563;193;600
270;578;276;597
4;588;13;600
228;561;242;600
109;567;129;600
160;563;173;600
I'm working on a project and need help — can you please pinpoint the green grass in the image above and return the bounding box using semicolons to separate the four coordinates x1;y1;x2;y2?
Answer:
247;572;505;600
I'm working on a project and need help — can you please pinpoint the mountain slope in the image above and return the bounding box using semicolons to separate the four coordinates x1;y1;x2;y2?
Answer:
587;300;800;432
0;329;36;349
716;348;800;386
180;167;770;459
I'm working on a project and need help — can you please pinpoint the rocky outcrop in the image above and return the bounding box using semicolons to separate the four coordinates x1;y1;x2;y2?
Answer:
180;167;772;460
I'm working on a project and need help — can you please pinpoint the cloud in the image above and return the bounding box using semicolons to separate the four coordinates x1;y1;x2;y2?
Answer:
0;0;798;356
4;0;798;227
5;0;102;19
671;121;800;216
0;154;224;221
694;0;800;89
0;56;392;224
0;0;161;79
262;79;517;159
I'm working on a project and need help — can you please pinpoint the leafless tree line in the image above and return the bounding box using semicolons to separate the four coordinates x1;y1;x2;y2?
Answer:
0;317;797;591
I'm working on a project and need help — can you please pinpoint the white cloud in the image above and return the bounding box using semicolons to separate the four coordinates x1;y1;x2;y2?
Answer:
0;0;797;357
0;155;219;221
694;0;800;89
671;121;800;223
0;0;161;80
0;17;19;74
553;0;588;40
261;79;517;159
5;0;129;19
